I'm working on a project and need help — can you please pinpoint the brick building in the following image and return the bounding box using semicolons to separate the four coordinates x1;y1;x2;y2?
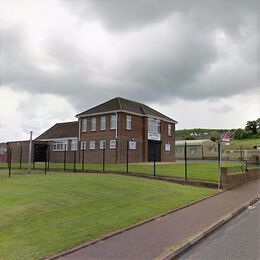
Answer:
76;97;177;163
2;97;177;164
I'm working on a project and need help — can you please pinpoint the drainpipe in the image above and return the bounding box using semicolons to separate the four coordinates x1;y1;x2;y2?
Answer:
78;118;81;141
115;112;118;139
115;112;118;163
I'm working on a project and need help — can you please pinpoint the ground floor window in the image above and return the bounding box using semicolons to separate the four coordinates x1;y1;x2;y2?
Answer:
100;140;106;149
89;141;95;150
71;139;78;151
81;141;87;150
110;140;116;149
53;140;68;151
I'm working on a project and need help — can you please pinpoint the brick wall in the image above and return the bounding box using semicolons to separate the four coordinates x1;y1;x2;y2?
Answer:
79;112;176;163
220;167;260;190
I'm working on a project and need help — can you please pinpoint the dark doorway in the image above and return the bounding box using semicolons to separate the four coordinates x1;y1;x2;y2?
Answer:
148;140;161;162
34;143;48;162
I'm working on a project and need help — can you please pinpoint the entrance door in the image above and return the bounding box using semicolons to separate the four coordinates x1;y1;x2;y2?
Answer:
148;140;161;162
34;144;48;162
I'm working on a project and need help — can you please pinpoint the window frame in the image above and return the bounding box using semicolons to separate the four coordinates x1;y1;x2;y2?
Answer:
89;141;95;150
71;139;78;151
148;118;160;134
168;124;172;136
126;115;132;130
110;114;116;129
81;118;87;132
91;117;97;131
100;140;106;150
109;139;117;149
100;115;106;130
53;140;68;151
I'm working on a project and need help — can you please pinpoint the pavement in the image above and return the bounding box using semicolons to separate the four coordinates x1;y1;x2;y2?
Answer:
55;179;260;260
178;200;260;260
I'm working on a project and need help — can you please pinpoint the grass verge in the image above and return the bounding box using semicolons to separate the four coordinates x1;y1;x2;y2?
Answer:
0;171;216;259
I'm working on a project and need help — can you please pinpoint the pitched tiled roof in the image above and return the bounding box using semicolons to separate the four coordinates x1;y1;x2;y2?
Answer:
76;97;177;123
35;121;78;140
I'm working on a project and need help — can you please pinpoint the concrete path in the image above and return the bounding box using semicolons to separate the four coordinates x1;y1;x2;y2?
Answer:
60;179;260;260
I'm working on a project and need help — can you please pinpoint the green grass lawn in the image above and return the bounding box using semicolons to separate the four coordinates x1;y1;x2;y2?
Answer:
229;137;260;148
0;161;221;182
0;171;216;259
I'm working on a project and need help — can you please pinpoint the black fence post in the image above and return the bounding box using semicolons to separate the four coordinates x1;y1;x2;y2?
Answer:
153;141;156;177
240;146;243;160
102;146;105;172
218;142;221;189
63;144;67;171
19;146;23;169
82;142;85;171
73;151;76;172
126;140;129;173
8;149;12;178
184;142;187;180
47;146;50;170
44;153;47;175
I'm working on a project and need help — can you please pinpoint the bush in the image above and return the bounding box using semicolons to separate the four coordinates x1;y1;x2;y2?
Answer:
234;128;248;139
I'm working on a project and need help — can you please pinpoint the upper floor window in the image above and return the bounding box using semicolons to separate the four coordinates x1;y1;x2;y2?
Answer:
91;117;96;131
71;139;78;151
110;114;116;129
100;116;106;130
81;118;87;132
148;118;160;133
126;115;132;130
168;124;172;136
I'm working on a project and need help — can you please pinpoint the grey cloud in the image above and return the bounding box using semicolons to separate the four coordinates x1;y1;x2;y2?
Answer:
1;0;259;112
210;105;233;114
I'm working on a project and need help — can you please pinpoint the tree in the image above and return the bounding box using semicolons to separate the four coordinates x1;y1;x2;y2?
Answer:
256;118;260;134
234;128;248;139
245;120;257;135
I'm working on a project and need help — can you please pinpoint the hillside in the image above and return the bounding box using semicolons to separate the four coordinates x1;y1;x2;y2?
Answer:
176;128;234;140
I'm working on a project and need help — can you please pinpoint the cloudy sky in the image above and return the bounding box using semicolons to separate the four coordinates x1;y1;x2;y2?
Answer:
0;0;259;142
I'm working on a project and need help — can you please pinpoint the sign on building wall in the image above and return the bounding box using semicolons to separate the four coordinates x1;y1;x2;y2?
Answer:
165;143;171;151
129;141;136;150
148;133;161;141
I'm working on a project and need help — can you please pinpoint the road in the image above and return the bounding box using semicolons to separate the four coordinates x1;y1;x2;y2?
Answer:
178;200;260;260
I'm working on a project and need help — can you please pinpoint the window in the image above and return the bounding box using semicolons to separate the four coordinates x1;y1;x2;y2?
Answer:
71;139;78;151
168;124;172;136
100;140;106;149
81;118;87;132
100;116;106;130
80;141;87;150
126;115;132;130
89;141;95;150
110;140;116;149
110;114;116;129
148;118;160;133
91;117;96;131
176;147;184;153
53;140;68;151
